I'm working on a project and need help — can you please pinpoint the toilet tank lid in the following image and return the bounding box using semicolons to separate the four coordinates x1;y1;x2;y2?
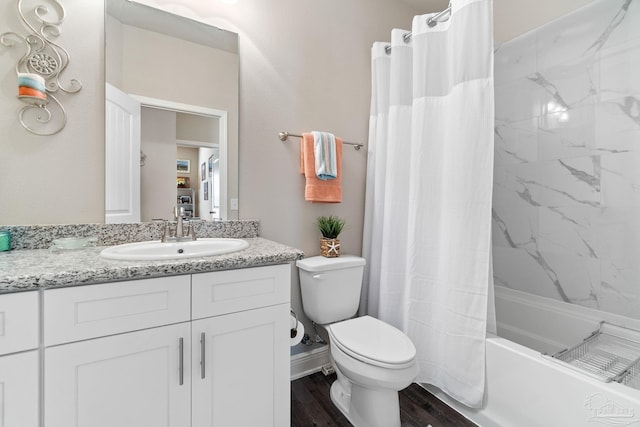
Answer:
296;255;366;272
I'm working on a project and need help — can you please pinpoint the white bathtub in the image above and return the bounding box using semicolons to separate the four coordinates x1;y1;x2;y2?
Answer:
424;287;640;427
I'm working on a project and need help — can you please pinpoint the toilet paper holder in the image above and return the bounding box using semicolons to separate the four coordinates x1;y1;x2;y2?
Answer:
290;310;299;339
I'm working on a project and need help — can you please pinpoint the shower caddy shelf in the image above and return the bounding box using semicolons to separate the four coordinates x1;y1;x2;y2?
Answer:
549;322;640;391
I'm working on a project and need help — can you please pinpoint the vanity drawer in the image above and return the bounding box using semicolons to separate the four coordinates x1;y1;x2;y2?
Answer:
192;264;290;319
44;275;190;346
0;291;39;356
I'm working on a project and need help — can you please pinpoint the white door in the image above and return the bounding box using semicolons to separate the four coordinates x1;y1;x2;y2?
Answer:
105;83;141;223
0;351;39;427
192;304;290;427
44;323;191;427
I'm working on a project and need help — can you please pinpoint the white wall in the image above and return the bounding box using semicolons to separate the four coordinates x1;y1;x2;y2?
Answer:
493;0;594;43
105;14;123;89
176;113;218;145
140;108;177;222
0;0;104;225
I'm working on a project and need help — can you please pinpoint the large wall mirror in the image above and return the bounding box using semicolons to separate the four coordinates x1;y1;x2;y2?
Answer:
105;0;239;222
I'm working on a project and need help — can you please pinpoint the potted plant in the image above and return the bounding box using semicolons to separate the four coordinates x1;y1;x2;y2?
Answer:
316;215;346;258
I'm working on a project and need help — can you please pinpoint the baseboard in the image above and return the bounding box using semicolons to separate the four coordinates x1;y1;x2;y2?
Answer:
290;344;330;381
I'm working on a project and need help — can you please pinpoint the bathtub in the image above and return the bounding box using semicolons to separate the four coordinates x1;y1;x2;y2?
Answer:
423;286;640;427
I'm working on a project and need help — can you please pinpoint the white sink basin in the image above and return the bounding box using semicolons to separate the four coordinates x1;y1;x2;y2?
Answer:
100;238;249;261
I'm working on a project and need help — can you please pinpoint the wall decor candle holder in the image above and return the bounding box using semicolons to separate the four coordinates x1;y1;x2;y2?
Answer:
0;0;82;136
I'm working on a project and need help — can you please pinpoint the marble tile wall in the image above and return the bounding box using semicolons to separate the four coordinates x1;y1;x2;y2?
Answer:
493;0;640;320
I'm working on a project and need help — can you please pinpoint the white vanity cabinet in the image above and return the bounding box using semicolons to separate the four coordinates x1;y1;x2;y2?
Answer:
0;291;40;427
41;263;291;427
43;275;192;427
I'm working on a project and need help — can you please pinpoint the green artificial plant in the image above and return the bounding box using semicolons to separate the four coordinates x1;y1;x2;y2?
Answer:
316;215;346;239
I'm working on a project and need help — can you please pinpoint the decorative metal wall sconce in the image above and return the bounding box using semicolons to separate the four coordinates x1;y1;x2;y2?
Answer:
0;0;82;136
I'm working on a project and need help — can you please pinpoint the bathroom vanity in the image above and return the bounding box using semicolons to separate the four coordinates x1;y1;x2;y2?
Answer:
0;222;302;427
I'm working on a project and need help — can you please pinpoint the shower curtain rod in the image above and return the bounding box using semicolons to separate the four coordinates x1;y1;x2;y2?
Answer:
385;5;452;53
405;6;452;41
278;131;364;150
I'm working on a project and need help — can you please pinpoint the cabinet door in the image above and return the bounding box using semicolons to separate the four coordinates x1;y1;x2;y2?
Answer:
0;291;39;355
192;304;290;427
45;323;191;427
0;351;39;427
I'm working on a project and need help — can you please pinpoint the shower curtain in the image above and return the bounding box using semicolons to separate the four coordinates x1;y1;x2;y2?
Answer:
361;0;495;408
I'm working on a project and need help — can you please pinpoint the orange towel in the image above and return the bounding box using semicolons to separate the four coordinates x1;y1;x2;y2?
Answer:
301;133;342;203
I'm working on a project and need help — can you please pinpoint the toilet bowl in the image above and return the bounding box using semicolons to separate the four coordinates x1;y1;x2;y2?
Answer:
296;256;418;427
328;316;418;427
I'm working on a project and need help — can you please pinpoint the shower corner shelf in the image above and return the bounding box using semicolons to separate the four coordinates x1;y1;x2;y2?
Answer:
549;321;640;391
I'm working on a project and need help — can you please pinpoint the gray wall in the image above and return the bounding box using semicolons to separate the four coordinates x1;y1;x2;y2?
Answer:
0;0;104;224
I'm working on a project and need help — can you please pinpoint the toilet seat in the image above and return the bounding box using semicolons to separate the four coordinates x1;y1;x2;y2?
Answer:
328;316;416;370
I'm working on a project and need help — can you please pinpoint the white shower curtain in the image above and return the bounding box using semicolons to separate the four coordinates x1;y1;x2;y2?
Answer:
361;0;496;408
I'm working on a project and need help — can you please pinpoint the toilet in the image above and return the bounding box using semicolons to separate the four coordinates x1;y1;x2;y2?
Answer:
297;255;418;427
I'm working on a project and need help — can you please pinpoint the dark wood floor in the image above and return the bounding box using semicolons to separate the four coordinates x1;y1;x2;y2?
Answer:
291;372;478;427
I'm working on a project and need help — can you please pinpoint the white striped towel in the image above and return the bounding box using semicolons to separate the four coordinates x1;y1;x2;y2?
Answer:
312;131;337;180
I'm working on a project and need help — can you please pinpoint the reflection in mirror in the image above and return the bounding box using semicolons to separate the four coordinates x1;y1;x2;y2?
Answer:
137;97;226;222
174;113;222;221
105;0;239;222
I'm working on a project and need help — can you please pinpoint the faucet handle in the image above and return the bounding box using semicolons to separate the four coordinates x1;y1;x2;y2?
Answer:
185;220;197;241
161;220;172;242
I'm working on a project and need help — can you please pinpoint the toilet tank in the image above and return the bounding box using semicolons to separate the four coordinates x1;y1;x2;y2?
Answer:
296;255;366;325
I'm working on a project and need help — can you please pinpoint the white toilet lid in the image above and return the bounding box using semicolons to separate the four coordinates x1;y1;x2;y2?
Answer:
329;316;416;368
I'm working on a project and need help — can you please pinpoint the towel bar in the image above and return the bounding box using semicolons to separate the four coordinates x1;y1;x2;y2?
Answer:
279;131;364;150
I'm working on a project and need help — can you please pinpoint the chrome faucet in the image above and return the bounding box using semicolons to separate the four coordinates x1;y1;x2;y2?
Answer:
175;206;185;238
160;207;197;242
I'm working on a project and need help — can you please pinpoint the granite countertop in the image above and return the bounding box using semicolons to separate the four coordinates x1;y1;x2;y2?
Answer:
0;237;304;293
